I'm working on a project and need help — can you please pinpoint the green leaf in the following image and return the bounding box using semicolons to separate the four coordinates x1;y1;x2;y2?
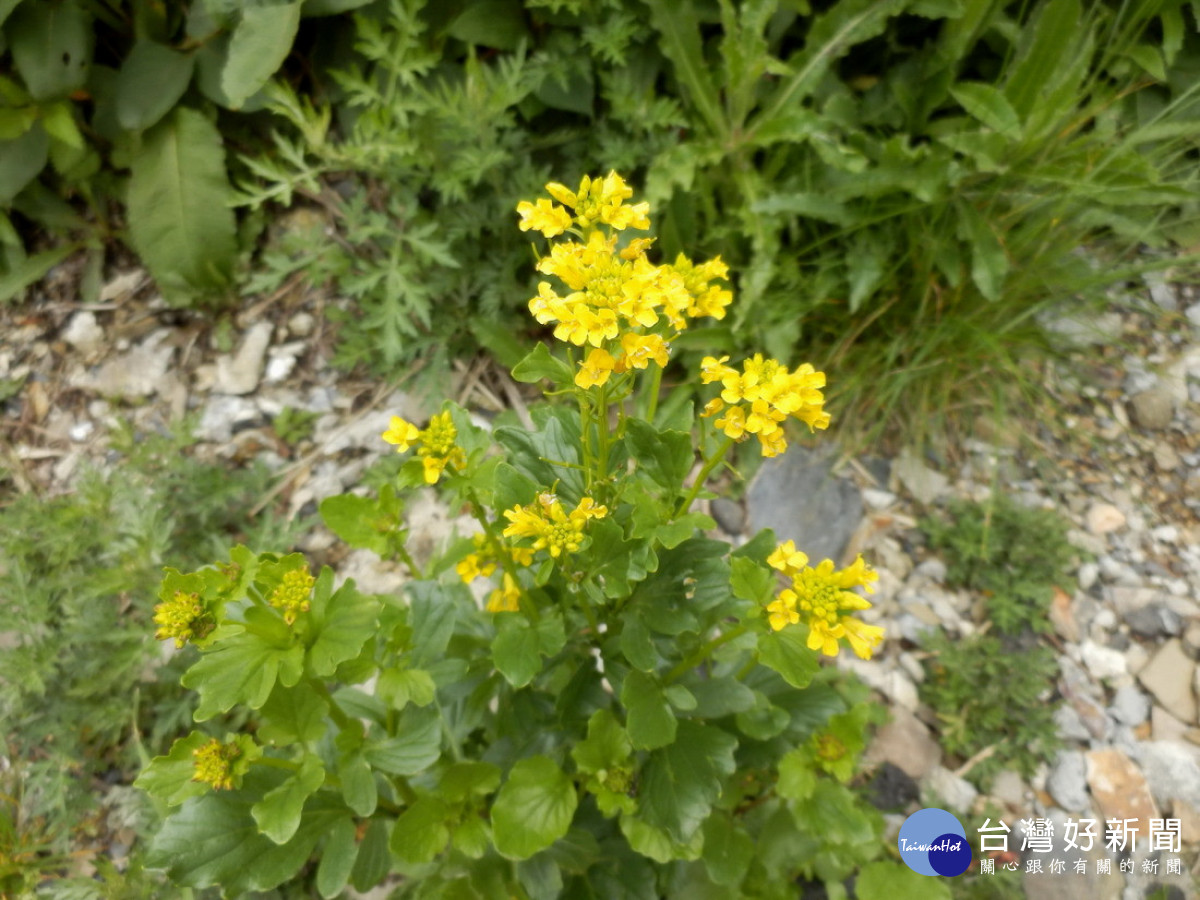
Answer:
258;683;329;745
316;818;358;899
491;614;543;688
338;753;377;817
756;629;819;689
183;630;303;721
619;611;656;671
686;676;756;718
729;557;773;604
949;82;1020;139
441;761;502;803
363;707;442;776
377;667;435;710
221;2;302;108
701;811;755;887
6;0;92;101
408;580;458;667
126;106;237;299
492;756;578;860
626;419;693;492
572;710;633;775
0;124;48;204
447;1;530;50
621;670;676;750
1123;44;1165;82
302;0;374;15
957;201;1008;301
319;491;403;555
856;860;952;900
307;577;379;677
618;814;703;863
134;731;211;807
776;749;817;800
116;41;196;131
146;769;351;893
350;819;391;892
251;754;325;844
390;795;452;864
1003;0;1081;121
511;342;572;385
638;721;737;842
735;691;790;740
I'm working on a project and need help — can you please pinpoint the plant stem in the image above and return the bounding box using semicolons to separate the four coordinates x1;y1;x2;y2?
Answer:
644;363;664;425
676;436;735;516
665;622;751;683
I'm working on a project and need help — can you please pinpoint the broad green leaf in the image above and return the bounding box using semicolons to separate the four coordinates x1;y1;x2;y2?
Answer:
307;577;378;677
6;0;92;100
949;82;1020;138
856;860;952;900
626;419;692;492
492;756;578;860
302;0;374;14
511;342;572;385
685;676;756;718
319;490;403;555
1003;0;1081;121
536;64;594;115
0;244;74;305
390;795;452;864
316;818;358;899
453;815;492;858
730;557;773;604
495;412;585;504
494;462;540;515
957;201;1008;301
619;611;656;671
258;683;329;745
377;667;435;710
0;124;47;204
221;1;302;108
133;731;210;807
251;754;325;844
663;684;696;711
408;580;458;667
363;707;442;776
751;192;853;225
517;853;564;900
735;691;790;740
447;1;530;50
0;107;37;141
620;670;676;750
572;710;633;775
441;761;502;803
701;811;755;887
776;749;817;800
40;103;82;149
618;815;702;863
587;519;656;599
338;753;377;817
756;629;819;689
350;819;391;892
638;721;737;842
116;41;195;131
0;0;22;28
183;629;303;720
146;768;350;893
126;107;237;299
492;614;543;688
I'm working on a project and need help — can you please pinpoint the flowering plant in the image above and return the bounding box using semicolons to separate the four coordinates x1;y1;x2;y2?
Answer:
137;174;891;897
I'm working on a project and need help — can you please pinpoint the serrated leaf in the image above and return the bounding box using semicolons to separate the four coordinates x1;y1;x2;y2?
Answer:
221;2;302;108
777;748;817;800
957;201;1008;301
319;493;399;555
251;754;325;844
126;106;236;299
390;795;452;864
116;42;195;131
511;342;572;385
619;611;656;671
491;757;578;860
1003;0;1081;121
408;580;458;667
377;667;435;710
441;761;502;803
572;710;633;775
6;0;92;101
756;629;820;689
307;577;378;677
363;707;442;776
134;732;211;807
183;630;303;720
258;683;329;745
730;557;773;604
949;81;1020;138
638;721;737;842
621;670;676;750
626;419;692;491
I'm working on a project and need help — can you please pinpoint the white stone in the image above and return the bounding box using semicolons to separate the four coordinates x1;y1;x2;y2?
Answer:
892;449;950;506
925;765;978;815
69;330;173;398
1151;524;1179;544
1086;503;1126;535
61;312;104;357
287;311;315;337
862;488;897;510
1078;562;1099;591
1080;640;1128;681
213;321;274;395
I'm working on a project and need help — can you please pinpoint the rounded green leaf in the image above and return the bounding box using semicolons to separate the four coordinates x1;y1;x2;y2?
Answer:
221;1;302;109
491;756;578;860
621;670;676;750
0;124;48;204
6;0;92;100
116;41;196;131
251;754;326;844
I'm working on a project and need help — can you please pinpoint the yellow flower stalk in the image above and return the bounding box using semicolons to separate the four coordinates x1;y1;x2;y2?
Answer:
700;354;831;457
153;590;215;648
269;568;315;625
486;572;522;613
382;411;467;484
765;545;883;659
456;533;534;585
502;493;608;558
192;737;247;791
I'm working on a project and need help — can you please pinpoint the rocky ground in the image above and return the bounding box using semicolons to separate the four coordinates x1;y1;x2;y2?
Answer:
3;261;1200;898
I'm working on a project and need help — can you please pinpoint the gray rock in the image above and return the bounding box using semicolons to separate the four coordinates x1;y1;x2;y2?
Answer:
1109;684;1151;726
1129;740;1200;812
1137;639;1198;724
1046;750;1091;812
745;447;862;564
891;449;950;506
61;311;104;357
1129;387;1174;431
912;558;947;583
1078;562;1099;591
1185;301;1200;328
863;706;942;779
1182;621;1200;656
924;765;977;815
287;311;315;337
70;330;173;399
1054;704;1093;742
214;321;274;395
1079;639;1128;681
861;488;897;510
990;769;1028;809
1039;305;1123;347
1123;604;1183;638
709;498;746;535
197;395;261;443
1145;272;1178;310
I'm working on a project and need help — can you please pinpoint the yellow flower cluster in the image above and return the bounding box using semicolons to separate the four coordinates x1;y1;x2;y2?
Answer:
700;354;831;457
269;568;315;626
517;172;731;389
382;411;467;484
455;533;537;613
765;540;884;660
192;738;244;791
502;493;607;558
153;591;215;648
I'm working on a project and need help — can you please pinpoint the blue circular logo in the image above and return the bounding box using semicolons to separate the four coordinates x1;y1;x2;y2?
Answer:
898;808;972;877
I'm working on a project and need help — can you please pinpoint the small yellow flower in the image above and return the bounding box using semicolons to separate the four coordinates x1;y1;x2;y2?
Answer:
841;617;885;660
576;347;616;389
486;572;521;613
765;552;883;659
544;172;650;231
767;540;808;576
502;494;608;558
516;197;573;238
616;332;669;372
456;552;497;584
192;738;248;791
382;416;421;451
153;591;215;648
382;410;466;484
766;590;800;632
269;568;315;626
700;354;830;456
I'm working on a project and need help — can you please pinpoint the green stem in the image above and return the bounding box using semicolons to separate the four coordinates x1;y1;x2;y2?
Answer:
675;436;736;517
395;543;422;580
595;384;611;486
644;363;664;425
665;622;751;684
